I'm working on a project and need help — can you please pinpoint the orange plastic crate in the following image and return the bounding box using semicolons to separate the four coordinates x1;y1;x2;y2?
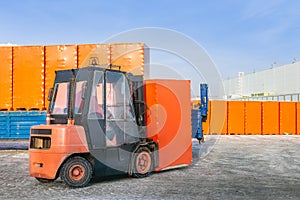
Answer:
227;101;245;134
209;100;227;134
245;101;262;135
279;102;296;135
0;46;13;110
45;45;77;102
110;43;149;77
145;79;192;171
13;46;45;110
77;44;110;68
262;102;279;135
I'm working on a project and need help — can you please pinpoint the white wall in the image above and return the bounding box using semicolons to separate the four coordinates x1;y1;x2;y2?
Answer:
223;62;300;99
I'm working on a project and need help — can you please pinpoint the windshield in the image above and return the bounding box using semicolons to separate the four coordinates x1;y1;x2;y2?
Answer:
50;82;70;114
75;81;88;114
88;71;104;119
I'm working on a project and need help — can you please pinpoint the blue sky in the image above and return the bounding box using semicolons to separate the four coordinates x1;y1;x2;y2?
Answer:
0;0;300;78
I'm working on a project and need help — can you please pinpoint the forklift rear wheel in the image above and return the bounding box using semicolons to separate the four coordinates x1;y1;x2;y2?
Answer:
35;178;54;183
132;147;153;178
60;156;93;188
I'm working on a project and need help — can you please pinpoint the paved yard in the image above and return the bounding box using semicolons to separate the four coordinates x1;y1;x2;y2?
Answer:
0;135;299;200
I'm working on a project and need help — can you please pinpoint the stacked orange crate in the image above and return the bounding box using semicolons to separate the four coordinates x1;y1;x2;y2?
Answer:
209;100;227;134
262;102;279;135
77;44;110;68
45;45;77;104
244;101;262;135
279;102;296;135
0;46;13;110
13;46;45;110
110;43;149;77
227;101;245;135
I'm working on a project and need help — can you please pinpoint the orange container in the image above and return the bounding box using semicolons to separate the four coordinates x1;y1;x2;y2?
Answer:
145;79;192;171
227;101;245;134
279;102;296;134
244;101;262;135
77;44;110;68
45;45;77;102
262;102;279;135
0;46;13;110
297;102;300;135
110;43;149;77
209;100;227;134
13;46;45;110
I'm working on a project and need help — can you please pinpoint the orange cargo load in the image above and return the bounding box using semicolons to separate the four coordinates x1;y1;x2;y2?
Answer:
227;101;245;134
13;46;45;110
209;100;227;134
45;45;77;102
262;102;279;135
0;46;13;110
77;44;110;68
280;102;296;134
110;43;149;77
245;101;262;135
145;79;192;171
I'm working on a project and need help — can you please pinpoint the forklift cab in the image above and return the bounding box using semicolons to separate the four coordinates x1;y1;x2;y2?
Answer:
48;67;140;149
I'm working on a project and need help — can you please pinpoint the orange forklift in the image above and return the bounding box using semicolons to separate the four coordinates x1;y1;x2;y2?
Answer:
29;64;206;187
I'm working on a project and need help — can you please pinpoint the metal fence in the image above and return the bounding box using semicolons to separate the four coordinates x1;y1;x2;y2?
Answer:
232;93;300;102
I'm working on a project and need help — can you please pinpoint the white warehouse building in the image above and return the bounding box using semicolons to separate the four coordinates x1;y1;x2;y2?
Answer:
223;61;300;101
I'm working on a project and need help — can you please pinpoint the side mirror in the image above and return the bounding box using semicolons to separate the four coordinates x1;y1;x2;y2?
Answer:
47;88;54;101
82;82;87;99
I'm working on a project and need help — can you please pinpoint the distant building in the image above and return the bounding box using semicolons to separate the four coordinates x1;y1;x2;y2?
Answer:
223;61;300;101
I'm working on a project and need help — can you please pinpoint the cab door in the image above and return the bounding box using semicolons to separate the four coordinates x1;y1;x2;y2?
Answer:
105;71;139;147
85;70;106;149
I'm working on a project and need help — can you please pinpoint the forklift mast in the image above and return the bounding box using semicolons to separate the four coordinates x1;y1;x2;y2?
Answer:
195;83;208;142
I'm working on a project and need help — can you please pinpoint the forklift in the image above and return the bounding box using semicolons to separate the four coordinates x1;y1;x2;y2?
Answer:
29;64;208;187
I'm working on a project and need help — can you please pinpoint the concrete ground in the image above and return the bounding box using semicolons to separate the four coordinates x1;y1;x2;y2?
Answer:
0;135;299;200
0;140;28;150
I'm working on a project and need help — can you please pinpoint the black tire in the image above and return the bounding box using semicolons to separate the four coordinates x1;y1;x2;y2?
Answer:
35;177;54;183
60;156;93;188
131;147;153;178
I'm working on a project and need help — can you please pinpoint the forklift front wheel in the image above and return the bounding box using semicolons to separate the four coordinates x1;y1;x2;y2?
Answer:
132;147;153;178
60;156;93;188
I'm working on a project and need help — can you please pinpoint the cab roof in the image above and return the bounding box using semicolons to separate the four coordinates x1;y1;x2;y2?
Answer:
54;65;125;83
